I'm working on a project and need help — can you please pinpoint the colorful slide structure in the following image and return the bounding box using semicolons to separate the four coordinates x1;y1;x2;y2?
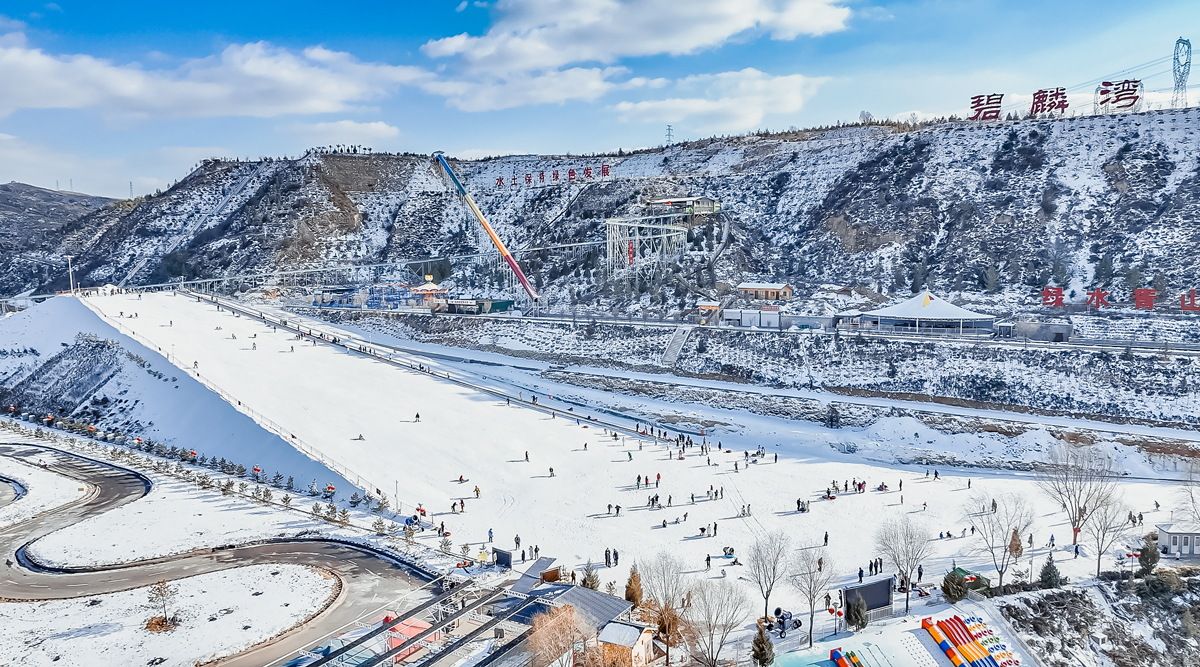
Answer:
434;152;539;303
828;648;864;667
923;615;1019;667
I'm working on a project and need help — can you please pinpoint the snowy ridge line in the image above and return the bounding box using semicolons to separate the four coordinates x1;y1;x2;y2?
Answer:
75;298;404;508
0;421;453;583
185;290;692;442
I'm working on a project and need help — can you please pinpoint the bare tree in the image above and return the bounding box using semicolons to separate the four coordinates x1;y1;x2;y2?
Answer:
1083;495;1130;577
146;579;178;627
789;547;836;648
876;516;935;614
638;552;690;666
683;578;749;667
746;531;791;622
528;605;586;667
1182;460;1200;523
963;492;1034;590
1036;446;1117;545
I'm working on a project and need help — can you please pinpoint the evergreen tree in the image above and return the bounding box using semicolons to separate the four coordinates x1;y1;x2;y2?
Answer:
625;565;644;607
285;476;295;491
375;497;391;513
373;517;387;535
1093;254;1114;286
984;263;1000;293
1039;555;1063;589
1138;536;1159;576
308;480;320;496
751;620;775;667
349;492;362;507
581;560;601;590
271;472;284;488
942;570;968;602
845;593;868;632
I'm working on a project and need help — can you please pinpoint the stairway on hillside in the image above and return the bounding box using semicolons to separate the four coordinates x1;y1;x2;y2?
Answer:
661;325;695;367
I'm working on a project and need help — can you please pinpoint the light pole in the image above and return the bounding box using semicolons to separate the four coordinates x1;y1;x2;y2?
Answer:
65;255;76;294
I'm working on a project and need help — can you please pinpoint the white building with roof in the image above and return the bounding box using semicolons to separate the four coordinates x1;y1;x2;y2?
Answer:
736;282;793;301
853;291;995;335
1157;522;1200;556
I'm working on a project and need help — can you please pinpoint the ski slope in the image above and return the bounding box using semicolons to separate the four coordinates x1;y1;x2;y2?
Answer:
63;292;1179;637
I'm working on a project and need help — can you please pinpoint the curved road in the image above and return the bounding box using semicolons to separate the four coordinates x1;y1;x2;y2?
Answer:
0;442;436;666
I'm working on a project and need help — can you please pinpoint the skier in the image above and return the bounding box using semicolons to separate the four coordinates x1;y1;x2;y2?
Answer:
474;486;480;498
628;452;633;461
824;531;829;546
415;413;420;422
615;505;621;516
607;503;613;514
252;342;256;350
193;361;198;369
290;345;294;352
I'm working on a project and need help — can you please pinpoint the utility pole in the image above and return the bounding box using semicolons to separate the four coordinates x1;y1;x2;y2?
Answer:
65;255;76;293
665;125;673;145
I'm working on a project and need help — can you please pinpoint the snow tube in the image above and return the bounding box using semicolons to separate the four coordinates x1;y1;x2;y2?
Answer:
923;618;965;667
943;616;1001;667
848;652;864;667
829;649;851;667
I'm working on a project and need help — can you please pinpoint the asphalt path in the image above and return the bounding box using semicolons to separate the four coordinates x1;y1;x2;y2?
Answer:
0;442;436;666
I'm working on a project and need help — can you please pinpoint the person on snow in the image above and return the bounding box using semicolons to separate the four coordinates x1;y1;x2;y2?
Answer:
474;486;480;498
415;413;420;422
488;528;493;542
549;467;555;477
525;451;529;462
705;554;711;570
605;548;612;567
824;531;829;546
607;503;613;514
858;568;864;583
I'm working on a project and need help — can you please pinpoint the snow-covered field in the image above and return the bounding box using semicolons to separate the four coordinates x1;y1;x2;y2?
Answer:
0;564;336;667
0;440;88;529
71;292;1188;629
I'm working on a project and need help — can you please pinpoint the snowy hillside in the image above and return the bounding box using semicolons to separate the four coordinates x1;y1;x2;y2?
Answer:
5;108;1200;317
0;296;348;490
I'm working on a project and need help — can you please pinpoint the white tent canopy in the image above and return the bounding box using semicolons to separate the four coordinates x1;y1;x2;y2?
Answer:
861;292;993;322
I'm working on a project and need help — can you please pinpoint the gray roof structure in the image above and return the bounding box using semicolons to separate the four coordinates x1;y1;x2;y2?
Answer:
598;620;650;647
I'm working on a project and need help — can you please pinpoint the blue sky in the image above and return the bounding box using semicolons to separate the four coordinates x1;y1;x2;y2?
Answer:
0;0;1196;198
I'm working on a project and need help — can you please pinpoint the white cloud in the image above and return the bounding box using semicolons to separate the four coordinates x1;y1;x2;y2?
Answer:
611;68;826;132
0;37;430;119
421;66;623;111
456;1;468;10
0;133;206;198
288;120;401;145
422;0;850;76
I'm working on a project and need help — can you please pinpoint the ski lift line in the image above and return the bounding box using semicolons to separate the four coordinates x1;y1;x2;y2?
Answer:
357;590;508;667
303;584;463;667
434;152;539;302
415;597;541;667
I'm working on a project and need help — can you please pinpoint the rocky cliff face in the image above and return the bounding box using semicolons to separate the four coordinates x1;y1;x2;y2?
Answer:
4;107;1200;309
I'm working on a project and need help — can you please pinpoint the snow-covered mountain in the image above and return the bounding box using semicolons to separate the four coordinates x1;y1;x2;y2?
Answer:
6;107;1200;311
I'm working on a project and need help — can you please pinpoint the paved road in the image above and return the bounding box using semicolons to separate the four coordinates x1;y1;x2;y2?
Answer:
0;442;436;666
0;479;17;510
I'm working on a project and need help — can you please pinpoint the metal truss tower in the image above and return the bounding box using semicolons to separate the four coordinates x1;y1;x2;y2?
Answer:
1175;37;1192;109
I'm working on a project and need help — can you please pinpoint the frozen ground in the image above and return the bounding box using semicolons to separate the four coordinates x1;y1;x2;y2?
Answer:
72;292;1190;639
0;438;87;530
0;564;336;667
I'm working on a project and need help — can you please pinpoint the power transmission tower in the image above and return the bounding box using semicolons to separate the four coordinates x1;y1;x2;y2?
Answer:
665;125;673;145
1175;37;1192;109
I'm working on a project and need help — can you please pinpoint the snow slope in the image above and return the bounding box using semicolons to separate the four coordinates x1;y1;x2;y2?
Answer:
0;564;336;667
73;291;1181;638
0;295;348;490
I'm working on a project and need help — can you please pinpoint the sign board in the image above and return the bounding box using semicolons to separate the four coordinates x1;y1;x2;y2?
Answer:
761;305;780;312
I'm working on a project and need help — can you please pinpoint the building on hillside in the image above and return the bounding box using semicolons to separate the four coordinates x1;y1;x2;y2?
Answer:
853;292;994;336
995;321;1073;342
645;196;721;216
1157;523;1200;556
597;620;654;667
736;282;793;301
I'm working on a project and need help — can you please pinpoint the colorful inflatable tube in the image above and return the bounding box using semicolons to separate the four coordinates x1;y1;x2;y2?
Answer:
939;616;1001;667
829;648;851;667
923;618;966;667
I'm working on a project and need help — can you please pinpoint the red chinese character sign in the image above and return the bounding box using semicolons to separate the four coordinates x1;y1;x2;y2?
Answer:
568;169;576;181
1095;79;1143;114
1134;288;1157;310
525;173;532;184
1182;289;1200;311
584;167;592;178
1041;286;1064;307
601;165;610;177
496;176;504;187
968;94;1004;120
1030;87;1069;115
1085;288;1110;309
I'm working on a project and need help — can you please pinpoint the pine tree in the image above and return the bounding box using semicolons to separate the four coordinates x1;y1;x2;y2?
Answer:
373;517;387;535
281;494;292;507
751;620;775;667
581;560;601;590
845;593;868;632
285;476;295;491
271;472;284;488
350;492;362;507
439;536;453;552
308;480;320;496
375;497;391;513
1039;555;1063;589
942;570;968;602
338;508;350;525
1138;536;1159;576
625;565;644;607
